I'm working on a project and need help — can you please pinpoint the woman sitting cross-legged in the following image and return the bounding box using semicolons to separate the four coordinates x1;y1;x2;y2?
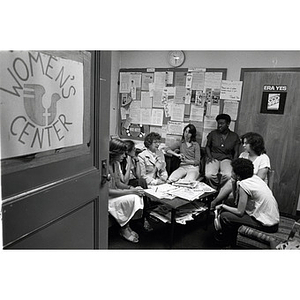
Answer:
214;158;280;247
108;138;145;243
166;123;201;183
210;132;271;210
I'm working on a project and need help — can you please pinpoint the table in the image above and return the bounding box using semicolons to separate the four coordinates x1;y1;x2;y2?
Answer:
145;187;217;248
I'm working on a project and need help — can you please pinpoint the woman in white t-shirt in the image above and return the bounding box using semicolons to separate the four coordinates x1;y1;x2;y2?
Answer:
211;132;270;209
214;158;279;246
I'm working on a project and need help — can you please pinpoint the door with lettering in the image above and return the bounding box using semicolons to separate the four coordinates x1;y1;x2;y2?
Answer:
1;51;111;249
236;68;300;215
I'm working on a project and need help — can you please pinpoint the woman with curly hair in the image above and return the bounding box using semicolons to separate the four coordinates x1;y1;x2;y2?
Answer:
214;158;279;246
211;132;271;209
166;123;201;183
138;132;168;185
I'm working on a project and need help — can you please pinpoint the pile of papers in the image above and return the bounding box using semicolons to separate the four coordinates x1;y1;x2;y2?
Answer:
145;182;216;201
168;187;205;201
193;182;216;193
144;183;178;200
173;179;198;189
149;201;207;224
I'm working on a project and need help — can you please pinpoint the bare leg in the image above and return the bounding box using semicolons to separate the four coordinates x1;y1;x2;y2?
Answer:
120;223;139;242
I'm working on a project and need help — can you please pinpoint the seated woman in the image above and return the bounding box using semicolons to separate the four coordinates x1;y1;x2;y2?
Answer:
119;139;152;231
166;123;200;183
215;158;279;246
138;132;168;186
108;138;145;243
211;132;271;209
119;139;147;189
205;114;240;190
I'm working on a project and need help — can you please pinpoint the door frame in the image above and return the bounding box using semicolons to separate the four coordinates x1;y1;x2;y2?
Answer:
1;51;111;249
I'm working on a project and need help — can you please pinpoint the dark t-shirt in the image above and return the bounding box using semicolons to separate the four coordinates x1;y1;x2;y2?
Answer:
206;129;240;160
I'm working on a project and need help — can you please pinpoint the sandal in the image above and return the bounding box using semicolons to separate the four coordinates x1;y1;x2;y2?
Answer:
120;228;139;243
128;227;139;239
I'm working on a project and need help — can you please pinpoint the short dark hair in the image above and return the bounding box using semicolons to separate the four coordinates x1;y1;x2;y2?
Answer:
123;140;135;153
240;132;266;155
144;132;161;148
216;113;231;123
182;123;197;142
109;138;127;163
231;158;254;180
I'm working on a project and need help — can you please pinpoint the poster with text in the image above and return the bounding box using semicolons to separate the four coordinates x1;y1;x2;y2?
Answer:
0;51;84;159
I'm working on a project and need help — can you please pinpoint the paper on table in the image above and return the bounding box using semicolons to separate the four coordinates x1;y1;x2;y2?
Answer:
144;183;179;200
149;183;178;193
169;187;205;201
194;182;216;193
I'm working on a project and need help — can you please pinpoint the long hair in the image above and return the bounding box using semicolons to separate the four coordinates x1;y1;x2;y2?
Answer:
109;138;127;163
181;123;197;142
240;132;266;155
119;140;136;174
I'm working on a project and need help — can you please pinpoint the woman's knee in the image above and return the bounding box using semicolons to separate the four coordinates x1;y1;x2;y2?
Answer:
205;172;217;180
169;168;186;181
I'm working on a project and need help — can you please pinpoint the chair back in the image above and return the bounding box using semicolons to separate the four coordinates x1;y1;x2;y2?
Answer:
267;169;275;191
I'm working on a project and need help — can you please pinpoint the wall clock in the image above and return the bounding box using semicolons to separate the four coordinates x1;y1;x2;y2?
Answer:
167;51;185;67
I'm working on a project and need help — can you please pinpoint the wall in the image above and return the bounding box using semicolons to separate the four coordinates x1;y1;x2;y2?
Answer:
110;50;300;136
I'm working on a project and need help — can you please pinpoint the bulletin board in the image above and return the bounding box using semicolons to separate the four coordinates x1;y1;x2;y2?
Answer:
118;67;239;147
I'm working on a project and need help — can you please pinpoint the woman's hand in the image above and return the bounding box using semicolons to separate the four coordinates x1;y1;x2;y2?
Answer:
130;186;145;197
206;156;216;163
215;204;223;211
178;153;185;160
155;160;166;170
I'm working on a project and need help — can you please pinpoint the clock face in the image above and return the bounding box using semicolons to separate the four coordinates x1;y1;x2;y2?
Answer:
168;51;185;67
